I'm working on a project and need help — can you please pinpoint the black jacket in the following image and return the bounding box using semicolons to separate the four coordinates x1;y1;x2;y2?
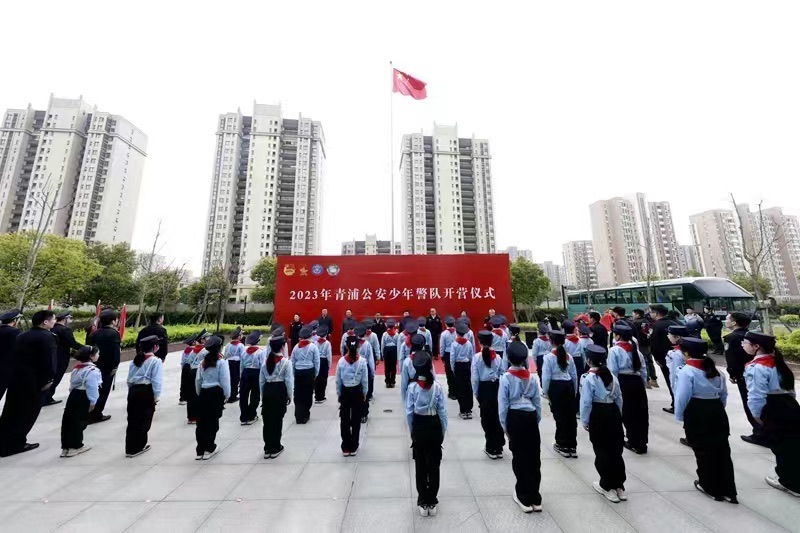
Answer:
317;315;333;335
87;326;122;372
136;324;169;360
704;313;723;333
0;324;21;366
590;323;608;348
650;317;676;362
14;326;56;388
632;318;652;348
426;315;443;340
724;327;751;380
52;323;83;364
371;319;387;341
289;321;303;346
341;317;355;335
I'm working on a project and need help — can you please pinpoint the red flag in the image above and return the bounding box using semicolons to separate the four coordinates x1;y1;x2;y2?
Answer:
89;300;102;335
392;68;427;100
119;304;127;340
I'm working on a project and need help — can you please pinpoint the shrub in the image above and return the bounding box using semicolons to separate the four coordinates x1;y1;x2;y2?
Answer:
779;314;800;325
76;323;264;350
777;339;800;361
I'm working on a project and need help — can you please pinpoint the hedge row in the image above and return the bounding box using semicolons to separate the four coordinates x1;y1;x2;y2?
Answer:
75;323;263;350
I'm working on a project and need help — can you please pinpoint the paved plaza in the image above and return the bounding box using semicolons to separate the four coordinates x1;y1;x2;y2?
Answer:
0;352;798;533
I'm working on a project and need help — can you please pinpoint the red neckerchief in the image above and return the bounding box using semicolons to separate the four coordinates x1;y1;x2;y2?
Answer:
508;367;530;380
246;346;260;354
447;327;455;334
481;347;497;360
317;337;327;345
183;347;193;355
417;377;433;390
231;340;241;345
686;359;704;370
455;337;468;345
345;352;359;364
347;329;355;336
297;339;311;348
672;345;681;351
538;335;549;341
616;341;634;352
74;362;94;369
746;354;776;368
387;328;396;336
566;334;580;344
492;328;504;336
192;345;205;354
201;353;223;368
580;335;590;339
269;354;284;364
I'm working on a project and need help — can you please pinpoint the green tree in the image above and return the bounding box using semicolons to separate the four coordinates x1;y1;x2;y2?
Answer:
78;243;139;307
143;268;185;311
187;267;231;323
510;258;551;321
684;269;702;277
250;257;277;303
0;233;101;309
731;272;772;297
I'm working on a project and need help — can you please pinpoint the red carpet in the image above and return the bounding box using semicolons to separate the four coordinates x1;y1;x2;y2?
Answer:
327;355;448;375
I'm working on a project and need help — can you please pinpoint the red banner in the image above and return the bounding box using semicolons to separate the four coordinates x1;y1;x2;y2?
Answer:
274;254;513;354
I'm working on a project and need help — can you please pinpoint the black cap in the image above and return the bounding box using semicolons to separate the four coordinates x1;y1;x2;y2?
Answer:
506;341;528;365
404;322;417;335
412;349;432;370
680;337;708;357
246;330;262;345
478;330;494;345
197;329;210;340
271;325;285;338
299;326;312;339
354;325;367;337
416;316;426;326
578;323;590;335
0;309;22;321
309;320;319;329
385;318;396;328
204;335;223;350
508;323;521;335
139;334;160;345
562;320;575;330
668;325;688;336
269;337;286;352
585;344;608;363
650;304;669;315
316;325;329;337
99;309;118;320
490;315;503;327
184;328;206;345
612;324;632;334
75;345;98;359
455;322;469;336
230;326;242;339
411;334;426;349
459;316;471;326
744;331;776;351
56;310;73;320
537;323;549;334
549;329;565;340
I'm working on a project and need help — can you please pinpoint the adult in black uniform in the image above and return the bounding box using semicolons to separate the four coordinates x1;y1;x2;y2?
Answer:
44;310;84;406
588;312;608;348
426;308;443;360
703;307;724;354
86;309;121;424
136;313;169;362
723;312;766;446
290;314;303;349
0;309;56;457
317;308;334;336
649;304;677;413
632;309;658;388
371;313;387;343
0;309;23;403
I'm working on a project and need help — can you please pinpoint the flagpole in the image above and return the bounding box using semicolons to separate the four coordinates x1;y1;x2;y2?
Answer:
389;60;395;255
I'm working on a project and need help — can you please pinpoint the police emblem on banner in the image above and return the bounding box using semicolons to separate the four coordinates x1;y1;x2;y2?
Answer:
311;264;324;276
283;264;296;276
327;264;340;276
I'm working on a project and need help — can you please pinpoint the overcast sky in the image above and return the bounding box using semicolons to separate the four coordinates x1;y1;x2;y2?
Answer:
4;1;799;276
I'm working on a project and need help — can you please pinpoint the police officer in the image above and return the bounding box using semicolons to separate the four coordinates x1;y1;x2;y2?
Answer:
0;309;23;403
45;310;84;406
0;310;56;457
703;307;724;354
724;312;766;446
372;313;387;343
86;309;122;424
136;313;169;362
426;308;443;359
649;304;677;413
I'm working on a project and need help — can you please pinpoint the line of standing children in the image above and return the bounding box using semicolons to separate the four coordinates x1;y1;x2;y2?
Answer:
472;330;505;459
608;324;649;455
125;335;164;458
356;324;376;423
194;335;230;460
260;335;294;458
180;330;207;424
239;330;265;425
60;346;101;458
666;325;690;446
440;317;457;399
532;323;551;380
337;333;368;456
542;330;578;458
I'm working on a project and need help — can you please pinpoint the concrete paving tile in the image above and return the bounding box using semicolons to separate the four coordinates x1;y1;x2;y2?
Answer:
292;462;358;499
412;496;488;533
227;462;305;500
341;497;414;532
608;492;711;533
166;464;253;501
101;465;203;502
46;464;151;502
462;459;519;496
126;501;216;533
410;460;474;498
196;500;284;532
476;495;563;533
352;462;411;498
622;455;698;492
545;493;636;532
353;435;410;462
0;465;99;502
563;455;652;493
272;498;348;532
669;490;787;533
739;488;800;532
0;502;90;532
56;501;155;533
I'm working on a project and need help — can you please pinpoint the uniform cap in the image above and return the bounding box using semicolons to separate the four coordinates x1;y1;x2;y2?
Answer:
668;325;688;336
56;310;73;320
679;337;708;357
490;315;504;327
744;331;776;351
344;318;358;331
508;323;521;335
585;344;608;363
506;341;528;365
184;328;206;345
444;315;455;326
271;325;285;338
457;316;471;326
316;325;329;337
270;322;284;333
299;326;313;339
139;334;160;345
309;320;319;329
269;337;286;352
612;324;632;334
549;329;566;340
404;322;418;335
99;309;118;320
455;322;469;336
354;325;367;337
204;335;223;350
412;350;432;370
537;322;550;335
385;318;396;328
578;323;591;335
0;309;22;321
478;330;494;345
246;330;262;345
230;326;242;339
411;333;426;349
562;319;575;330
416;316;426;326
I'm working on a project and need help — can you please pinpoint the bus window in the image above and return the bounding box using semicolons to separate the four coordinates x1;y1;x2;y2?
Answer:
656;289;668;303
568;294;580;305
632;288;648;303
664;286;683;303
616;289;632;304
594;292;606;305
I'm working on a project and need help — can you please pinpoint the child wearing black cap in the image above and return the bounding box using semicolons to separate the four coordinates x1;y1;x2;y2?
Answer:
532;323;551;382
489;315;508;359
60;346;101;457
355;324;376;423
239;331;265;425
406;349;448;517
500;340;543;513
451;322;475;419
416;317;433;353
381;319;399;388
126;335;164;458
401;334;435;403
743;331;800;497
580;344;626;503
194;335;230;460
260;336;294;458
314;326;332;403
542;330;578;458
291;326;320;424
609;324;649;455
181;330;207;424
666;325;689;393
337;334;369;456
223;327;245;403
472;331;505;459
674;337;737;503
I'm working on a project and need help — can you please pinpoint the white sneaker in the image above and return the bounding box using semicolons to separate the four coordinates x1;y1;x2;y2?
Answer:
593;482;620;503
196;454;204;460
60;449;68;458
427;505;437;516
513;493;534;513
616;488;627;501
203;448;220;460
73;445;91;456
531;504;543;512
766;476;800;497
418;505;429;517
251;415;259;423
128;445;151;458
179;401;187;405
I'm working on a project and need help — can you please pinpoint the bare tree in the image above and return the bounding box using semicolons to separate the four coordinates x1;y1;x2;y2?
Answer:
135;220;162;327
16;175;71;310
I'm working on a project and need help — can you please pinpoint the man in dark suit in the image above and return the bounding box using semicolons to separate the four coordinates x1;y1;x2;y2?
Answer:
371;313;387;343
86;309;121;423
341;309;354;334
44;310;84;405
649;304;677;412
136;312;169;362
426;308;443;359
724;312;766;446
588;312;608;348
0;309;56;456
317;308;333;336
0;309;23;403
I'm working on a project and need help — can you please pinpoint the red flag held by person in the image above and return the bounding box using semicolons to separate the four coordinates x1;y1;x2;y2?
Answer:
119;304;127;340
392;68;427;100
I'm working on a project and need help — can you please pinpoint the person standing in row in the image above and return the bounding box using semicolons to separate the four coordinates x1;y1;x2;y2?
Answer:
291;326;319;424
194;335;230;460
588;312;609;348
337;333;368;456
724;312;766;446
406;350;447;517
381;319;399;388
457;316;476;348
472;330;505;459
261;335;293;459
703;307;724;354
356;325;376;423
371;313;387;345
426;308;443;359
45;311;84;406
136;313;169;363
581;344;626;503
398;321;417;367
608;324;649;455
416;317;433;353
649;304;677;413
223;328;245;404
340;319;356;356
674;337;737;503
532;324;551;380
239;331;265;425
86;309;121;424
184;331;207;424
489;315;508;361
314;326;332;404
666;326;689;393
365;322;381;367
543;330;578;458
743;331;800;497
451;322;475;419
401;334;430;403
500;340;543;514
60;346;101;458
0;309;56;457
125;335;163;458
563;321;585;376
0;309;22;403
317;309;333;338
632;309;658;388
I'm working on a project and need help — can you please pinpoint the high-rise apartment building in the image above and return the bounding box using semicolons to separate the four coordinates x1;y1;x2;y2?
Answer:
202;103;325;299
400;124;495;255
678;244;702;275
342;234;401;255
634;194;682;279
503;246;533;262
0;95;147;244
689;209;745;278
736;205;800;297
540;261;567;291
590;197;645;287
562;240;599;289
